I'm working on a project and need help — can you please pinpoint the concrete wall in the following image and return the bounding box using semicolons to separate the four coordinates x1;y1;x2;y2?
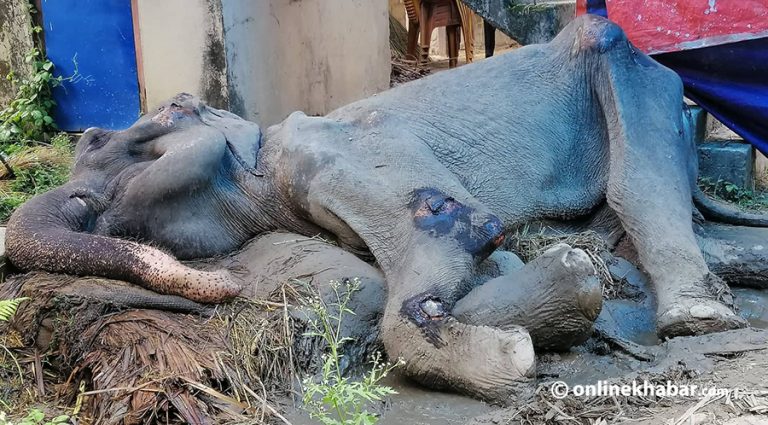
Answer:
134;0;228;110
0;0;35;108
221;0;390;127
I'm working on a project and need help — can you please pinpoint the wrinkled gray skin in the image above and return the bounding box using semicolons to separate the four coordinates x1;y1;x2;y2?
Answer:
6;15;766;400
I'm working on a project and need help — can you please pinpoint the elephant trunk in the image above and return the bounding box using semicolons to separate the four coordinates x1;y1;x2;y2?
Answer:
6;186;241;303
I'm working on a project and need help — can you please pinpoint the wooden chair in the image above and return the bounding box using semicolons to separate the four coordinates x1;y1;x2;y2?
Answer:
405;0;474;68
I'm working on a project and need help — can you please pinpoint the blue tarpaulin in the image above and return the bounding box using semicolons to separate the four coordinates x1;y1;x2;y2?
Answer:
655;38;768;155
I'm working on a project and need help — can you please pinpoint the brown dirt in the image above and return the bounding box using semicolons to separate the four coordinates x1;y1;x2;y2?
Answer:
1;231;767;424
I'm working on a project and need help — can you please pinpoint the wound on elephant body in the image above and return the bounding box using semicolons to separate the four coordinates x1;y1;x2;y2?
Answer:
411;187;505;257
400;292;450;348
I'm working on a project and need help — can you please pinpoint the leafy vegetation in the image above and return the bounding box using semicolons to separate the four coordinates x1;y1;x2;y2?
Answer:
0;409;69;425
301;278;401;425
699;177;768;212
0;299;28;323
0;296;28;411
0;133;72;223
0;6;75;223
0;47;62;151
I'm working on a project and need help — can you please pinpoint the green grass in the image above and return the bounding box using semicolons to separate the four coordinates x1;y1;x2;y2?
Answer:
300;278;401;425
0;133;73;223
698;177;768;212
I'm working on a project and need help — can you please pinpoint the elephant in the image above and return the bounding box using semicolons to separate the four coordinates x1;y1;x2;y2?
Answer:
6;15;767;400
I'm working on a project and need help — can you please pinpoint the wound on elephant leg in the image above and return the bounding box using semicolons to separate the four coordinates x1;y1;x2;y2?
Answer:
400;292;450;348
410;188;505;257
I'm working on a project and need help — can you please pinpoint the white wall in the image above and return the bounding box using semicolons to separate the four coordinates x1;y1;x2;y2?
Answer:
135;0;228;110
222;0;391;127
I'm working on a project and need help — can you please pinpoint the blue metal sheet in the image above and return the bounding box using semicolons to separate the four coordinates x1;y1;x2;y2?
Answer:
41;0;140;131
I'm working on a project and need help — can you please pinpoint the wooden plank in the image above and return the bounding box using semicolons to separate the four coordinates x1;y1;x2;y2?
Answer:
130;0;146;113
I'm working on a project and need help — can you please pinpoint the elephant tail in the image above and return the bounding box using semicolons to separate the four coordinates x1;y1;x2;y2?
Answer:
5;187;241;303
693;187;768;227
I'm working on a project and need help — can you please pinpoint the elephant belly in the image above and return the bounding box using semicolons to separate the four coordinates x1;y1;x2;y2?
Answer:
101;205;251;260
432;140;609;226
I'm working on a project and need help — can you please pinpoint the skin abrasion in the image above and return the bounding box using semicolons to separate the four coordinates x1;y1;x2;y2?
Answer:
400;292;450;348
411;188;505;258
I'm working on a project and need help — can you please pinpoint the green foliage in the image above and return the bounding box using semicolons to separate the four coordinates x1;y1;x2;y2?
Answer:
0;298;28;323
699;177;768;211
301;278;401;425
0;133;72;223
0;47;63;151
0;409;70;425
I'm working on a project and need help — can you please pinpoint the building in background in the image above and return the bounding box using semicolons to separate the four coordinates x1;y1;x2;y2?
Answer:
4;0;390;130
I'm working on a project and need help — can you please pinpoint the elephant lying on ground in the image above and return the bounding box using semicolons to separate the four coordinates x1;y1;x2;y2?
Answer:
6;15;767;400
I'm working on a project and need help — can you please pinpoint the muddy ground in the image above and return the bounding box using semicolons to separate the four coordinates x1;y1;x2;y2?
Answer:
2;231;768;424
284;326;768;425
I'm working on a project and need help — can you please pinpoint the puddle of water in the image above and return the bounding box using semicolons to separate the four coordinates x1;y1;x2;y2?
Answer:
734;287;768;329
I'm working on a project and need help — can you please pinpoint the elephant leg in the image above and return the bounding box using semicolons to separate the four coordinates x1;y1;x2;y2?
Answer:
453;244;603;351
348;195;534;401
289;126;536;400
584;16;746;337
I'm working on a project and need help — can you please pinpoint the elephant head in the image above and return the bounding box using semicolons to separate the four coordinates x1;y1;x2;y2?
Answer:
6;93;271;303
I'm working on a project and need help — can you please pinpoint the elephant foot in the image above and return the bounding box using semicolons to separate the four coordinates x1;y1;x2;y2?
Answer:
453;243;603;351
446;323;536;401
656;273;747;338
657;298;747;338
382;311;535;402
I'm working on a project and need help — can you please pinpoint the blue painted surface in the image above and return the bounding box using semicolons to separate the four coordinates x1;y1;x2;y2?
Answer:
41;0;140;131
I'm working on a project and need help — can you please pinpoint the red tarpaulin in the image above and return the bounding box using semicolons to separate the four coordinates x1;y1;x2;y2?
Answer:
576;0;768;54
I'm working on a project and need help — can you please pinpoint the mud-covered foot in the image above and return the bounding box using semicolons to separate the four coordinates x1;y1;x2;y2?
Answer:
453;324;537;402
390;315;536;403
454;243;602;351
657;298;747;338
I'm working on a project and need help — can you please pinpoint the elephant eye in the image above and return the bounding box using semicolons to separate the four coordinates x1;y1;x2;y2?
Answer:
86;131;111;152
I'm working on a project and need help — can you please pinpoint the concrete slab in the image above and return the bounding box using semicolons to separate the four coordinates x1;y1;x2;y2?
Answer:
698;141;755;189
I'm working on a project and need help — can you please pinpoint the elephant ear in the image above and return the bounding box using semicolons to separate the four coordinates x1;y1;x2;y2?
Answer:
198;104;261;171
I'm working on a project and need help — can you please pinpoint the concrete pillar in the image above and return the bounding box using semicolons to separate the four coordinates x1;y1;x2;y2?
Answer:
134;0;228;110
221;0;390;127
0;1;35;108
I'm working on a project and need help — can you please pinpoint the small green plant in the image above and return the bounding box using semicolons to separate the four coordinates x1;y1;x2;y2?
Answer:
301;278;401;425
0;2;75;152
0;409;69;425
0;48;63;151
699;177;768;211
0;297;29;410
0;298;28;323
